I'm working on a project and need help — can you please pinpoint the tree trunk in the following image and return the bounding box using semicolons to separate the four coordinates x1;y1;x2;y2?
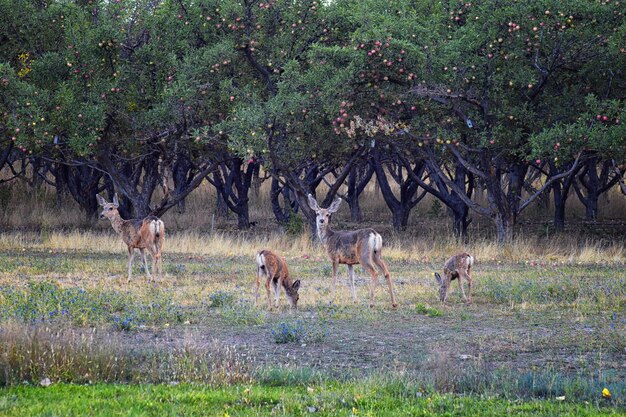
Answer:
553;184;566;232
372;148;424;231
215;189;229;218
392;206;411;231
452;206;470;239
346;162;374;222
208;157;257;229
494;212;513;245
172;152;193;214
270;176;299;225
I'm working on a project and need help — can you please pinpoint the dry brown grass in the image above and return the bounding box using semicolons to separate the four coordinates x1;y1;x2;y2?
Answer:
0;228;624;266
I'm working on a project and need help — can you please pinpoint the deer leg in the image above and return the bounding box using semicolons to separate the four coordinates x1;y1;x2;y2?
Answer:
440;272;451;303
127;247;135;283
265;275;272;310
373;253;397;308
156;234;164;279
140;249;152;281
456;270;468;302
273;278;280;308
465;268;472;304
360;261;378;308
331;261;338;302
255;267;263;306
347;265;357;302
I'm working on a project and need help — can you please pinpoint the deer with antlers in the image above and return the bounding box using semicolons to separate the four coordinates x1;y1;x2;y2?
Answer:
97;193;165;282
434;252;474;303
255;249;301;309
307;194;397;308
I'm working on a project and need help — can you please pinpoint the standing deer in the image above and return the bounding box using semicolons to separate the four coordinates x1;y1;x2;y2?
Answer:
255;249;301;309
434;252;474;303
97;193;165;282
307;194;397;308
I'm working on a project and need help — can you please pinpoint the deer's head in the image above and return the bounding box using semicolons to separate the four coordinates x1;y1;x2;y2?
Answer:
307;194;342;237
285;279;301;309
96;193;120;221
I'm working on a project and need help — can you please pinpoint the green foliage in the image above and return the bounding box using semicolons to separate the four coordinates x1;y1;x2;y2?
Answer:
285;212;305;235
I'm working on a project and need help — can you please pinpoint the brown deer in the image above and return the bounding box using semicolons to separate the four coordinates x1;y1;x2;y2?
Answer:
97;193;165;282
255;249;301;309
434;252;474;303
307;194;397;308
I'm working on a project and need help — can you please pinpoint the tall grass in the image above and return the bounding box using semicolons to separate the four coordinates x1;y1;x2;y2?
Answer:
0;324;252;386
0;229;624;265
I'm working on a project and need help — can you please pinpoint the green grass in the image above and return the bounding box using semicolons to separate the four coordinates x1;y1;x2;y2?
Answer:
0;382;623;417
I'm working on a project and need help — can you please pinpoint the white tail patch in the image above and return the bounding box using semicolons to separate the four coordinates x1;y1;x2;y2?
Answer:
256;252;266;269
467;255;474;267
150;220;163;237
369;233;383;252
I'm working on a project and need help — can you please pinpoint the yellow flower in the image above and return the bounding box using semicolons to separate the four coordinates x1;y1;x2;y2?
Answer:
602;388;611;399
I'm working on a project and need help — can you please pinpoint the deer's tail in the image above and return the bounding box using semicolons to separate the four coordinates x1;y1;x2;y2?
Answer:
149;219;165;252
256;250;266;268
369;232;383;253
149;219;163;237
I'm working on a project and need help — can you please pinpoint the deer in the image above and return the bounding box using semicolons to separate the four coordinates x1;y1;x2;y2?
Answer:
255;249;301;309
97;193;165;283
307;194;397;308
434;252;474;303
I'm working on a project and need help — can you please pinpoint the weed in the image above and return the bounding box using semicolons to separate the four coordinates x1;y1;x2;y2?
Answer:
415;303;443;317
0;281;186;329
220;300;265;326
272;321;305;344
209;290;235;308
270;320;328;344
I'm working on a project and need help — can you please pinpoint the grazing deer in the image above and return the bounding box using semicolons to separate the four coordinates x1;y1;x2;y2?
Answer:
97;193;165;282
434;252;474;303
255;249;301;309
307;194;397;308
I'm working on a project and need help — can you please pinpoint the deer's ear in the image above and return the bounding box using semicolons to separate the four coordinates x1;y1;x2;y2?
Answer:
112;193;120;208
434;272;442;285
327;197;342;213
292;280;301;291
96;194;107;207
307;194;320;211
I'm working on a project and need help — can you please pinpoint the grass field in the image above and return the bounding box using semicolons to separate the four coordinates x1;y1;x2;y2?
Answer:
1;383;623;416
0;231;625;415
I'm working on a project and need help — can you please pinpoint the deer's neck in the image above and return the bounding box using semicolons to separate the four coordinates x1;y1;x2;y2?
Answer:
317;224;334;246
109;215;125;235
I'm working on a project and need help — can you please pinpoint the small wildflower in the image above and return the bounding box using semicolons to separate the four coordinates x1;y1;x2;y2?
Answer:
602;388;611;399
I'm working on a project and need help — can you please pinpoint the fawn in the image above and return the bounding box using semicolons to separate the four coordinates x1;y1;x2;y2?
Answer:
307;194;397;308
255;249;301;309
434;252;474;303
97;193;165;282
